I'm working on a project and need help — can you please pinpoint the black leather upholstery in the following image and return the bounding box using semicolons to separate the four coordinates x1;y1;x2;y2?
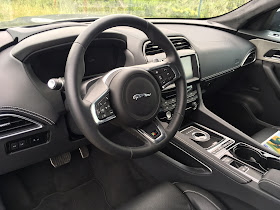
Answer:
259;169;280;200
251;127;278;143
118;182;226;210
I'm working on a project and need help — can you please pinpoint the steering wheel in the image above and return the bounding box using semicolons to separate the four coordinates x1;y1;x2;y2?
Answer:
65;14;187;158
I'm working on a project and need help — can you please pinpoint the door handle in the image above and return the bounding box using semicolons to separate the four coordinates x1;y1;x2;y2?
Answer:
264;49;280;60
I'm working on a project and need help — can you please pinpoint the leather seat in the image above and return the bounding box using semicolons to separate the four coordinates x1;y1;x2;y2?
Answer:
118;182;226;210
252;127;279;144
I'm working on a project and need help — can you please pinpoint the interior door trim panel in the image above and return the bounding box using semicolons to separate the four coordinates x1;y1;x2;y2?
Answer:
250;39;280;64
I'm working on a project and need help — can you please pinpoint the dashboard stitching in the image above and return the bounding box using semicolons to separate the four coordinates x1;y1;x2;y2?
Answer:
0;106;54;125
175;134;250;183
201;67;238;81
259;178;280;189
201;47;256;81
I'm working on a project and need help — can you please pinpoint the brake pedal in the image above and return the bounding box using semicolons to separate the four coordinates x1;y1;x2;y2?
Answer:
79;146;89;158
50;152;71;168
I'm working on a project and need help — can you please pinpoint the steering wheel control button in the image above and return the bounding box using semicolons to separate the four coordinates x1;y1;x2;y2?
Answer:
95;93;114;120
151;66;175;87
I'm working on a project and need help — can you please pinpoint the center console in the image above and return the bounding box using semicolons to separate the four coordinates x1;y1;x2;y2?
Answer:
156;41;280;184
158;50;200;121
180;123;280;184
140;37;280;210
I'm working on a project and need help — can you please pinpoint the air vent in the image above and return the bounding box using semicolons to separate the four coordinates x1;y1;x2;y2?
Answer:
145;42;164;55
144;37;191;56
242;50;256;66
0;114;42;139
171;38;191;50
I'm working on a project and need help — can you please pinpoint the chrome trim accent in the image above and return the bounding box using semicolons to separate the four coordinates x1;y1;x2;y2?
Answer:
143;36;193;61
163;83;175;91
192;131;210;142
194;53;201;78
263;49;280;61
181;126;210;142
268;34;280;39
132;93;151;101
169;141;213;174
90;89;116;125
241;49;257;67
0;122;10;127
180;123;235;154
222;143;266;182
224;158;260;183
102;68;123;84
0;114;43;140
137;120;166;144
180;124;266;182
228;142;280;161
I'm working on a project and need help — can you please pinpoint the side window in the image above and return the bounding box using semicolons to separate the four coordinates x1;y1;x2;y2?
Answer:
269;8;280;32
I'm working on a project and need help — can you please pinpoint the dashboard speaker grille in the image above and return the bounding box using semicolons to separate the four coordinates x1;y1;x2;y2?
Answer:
144;37;191;56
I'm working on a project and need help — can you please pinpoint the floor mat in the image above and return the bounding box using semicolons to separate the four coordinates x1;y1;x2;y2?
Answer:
0;146;157;210
33;179;111;210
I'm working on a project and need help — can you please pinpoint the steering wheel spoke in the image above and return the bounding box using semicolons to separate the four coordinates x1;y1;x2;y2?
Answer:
137;119;167;144
89;91;116;125
145;62;181;89
83;79;116;125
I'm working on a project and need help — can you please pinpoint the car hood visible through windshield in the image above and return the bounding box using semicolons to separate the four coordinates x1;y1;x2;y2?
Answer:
0;0;251;29
0;14;100;29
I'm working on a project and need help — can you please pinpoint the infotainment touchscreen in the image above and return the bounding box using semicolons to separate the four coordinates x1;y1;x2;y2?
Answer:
180;56;193;80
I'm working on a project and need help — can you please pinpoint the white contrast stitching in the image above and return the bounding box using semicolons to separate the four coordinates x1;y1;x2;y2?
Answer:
183;190;222;210
259;178;280;189
2;106;54;123
0;108;51;125
0;106;54;125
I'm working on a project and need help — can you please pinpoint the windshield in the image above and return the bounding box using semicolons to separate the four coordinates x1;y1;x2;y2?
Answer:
1;0;250;28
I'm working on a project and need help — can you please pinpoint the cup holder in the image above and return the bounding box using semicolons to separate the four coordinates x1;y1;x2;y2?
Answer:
232;144;280;171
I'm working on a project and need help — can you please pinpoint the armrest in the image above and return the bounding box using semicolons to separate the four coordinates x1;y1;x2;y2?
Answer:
259;169;280;199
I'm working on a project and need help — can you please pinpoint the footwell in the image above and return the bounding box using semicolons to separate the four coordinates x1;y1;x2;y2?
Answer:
0;146;156;210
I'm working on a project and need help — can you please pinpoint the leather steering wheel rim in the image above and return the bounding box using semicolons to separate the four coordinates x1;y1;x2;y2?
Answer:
65;14;187;158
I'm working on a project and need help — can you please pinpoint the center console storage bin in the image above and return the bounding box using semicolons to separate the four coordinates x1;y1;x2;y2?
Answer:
161;143;211;175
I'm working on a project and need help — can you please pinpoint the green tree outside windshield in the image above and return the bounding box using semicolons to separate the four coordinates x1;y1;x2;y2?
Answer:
1;0;250;23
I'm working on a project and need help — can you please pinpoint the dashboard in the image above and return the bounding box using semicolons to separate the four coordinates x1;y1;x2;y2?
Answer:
0;20;256;175
28;34;127;83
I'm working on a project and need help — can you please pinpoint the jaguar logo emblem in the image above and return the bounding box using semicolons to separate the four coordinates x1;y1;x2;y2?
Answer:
132;93;151;101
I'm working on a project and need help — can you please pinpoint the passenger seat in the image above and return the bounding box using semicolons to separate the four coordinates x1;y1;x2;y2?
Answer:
252;127;280;144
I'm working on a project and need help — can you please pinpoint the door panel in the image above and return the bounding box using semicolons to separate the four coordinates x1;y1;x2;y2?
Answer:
250;39;280;64
203;59;280;136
